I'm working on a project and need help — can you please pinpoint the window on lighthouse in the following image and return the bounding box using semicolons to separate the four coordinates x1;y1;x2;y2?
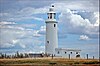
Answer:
76;52;78;54
65;52;67;54
47;13;49;19
54;24;56;27
47;41;49;43
57;51;59;54
54;13;56;19
50;13;52;19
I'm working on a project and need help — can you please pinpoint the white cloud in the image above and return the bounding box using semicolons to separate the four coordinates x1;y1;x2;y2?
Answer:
18;24;36;28
58;7;99;39
12;40;19;44
0;21;16;25
53;0;99;12
0;21;36;30
38;25;46;35
52;2;99;39
6;16;45;22
80;35;89;40
93;12;99;26
1;0;99;22
0;21;46;54
0;25;25;30
39;26;46;32
0;13;11;17
0;6;46;22
32;16;44;21
18;6;48;15
0;43;15;48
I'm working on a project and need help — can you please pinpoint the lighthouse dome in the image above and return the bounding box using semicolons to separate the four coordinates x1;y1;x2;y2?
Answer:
49;5;54;11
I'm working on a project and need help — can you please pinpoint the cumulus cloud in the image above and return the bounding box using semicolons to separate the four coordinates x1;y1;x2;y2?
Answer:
0;21;37;29
53;1;99;12
0;21;16;25
79;35;89;40
18;6;48;15
1;15;45;22
58;8;99;39
0;6;46;22
1;0;99;22
0;21;45;50
0;30;45;53
38;25;46;35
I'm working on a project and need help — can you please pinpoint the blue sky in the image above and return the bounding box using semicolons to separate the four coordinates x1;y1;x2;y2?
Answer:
0;0;99;58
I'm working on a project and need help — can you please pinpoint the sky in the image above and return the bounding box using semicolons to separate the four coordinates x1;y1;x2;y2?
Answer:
0;0;99;58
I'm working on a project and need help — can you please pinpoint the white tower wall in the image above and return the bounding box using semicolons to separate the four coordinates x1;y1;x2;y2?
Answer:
45;22;58;55
45;5;58;55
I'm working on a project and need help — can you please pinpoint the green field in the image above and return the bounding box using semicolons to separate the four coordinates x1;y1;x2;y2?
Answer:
0;58;100;66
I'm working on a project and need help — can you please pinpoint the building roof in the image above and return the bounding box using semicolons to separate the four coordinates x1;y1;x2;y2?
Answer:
55;48;81;51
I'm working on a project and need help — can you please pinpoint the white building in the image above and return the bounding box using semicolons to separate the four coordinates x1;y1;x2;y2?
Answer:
55;48;81;58
45;5;58;55
45;5;81;58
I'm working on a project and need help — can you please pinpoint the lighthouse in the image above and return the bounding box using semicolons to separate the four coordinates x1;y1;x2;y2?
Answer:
45;5;58;55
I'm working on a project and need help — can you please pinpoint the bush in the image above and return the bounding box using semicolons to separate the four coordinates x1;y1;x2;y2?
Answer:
83;61;99;64
74;62;79;64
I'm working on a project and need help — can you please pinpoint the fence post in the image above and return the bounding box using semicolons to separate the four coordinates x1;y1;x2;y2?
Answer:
93;56;94;59
69;54;70;59
86;54;88;59
52;54;53;59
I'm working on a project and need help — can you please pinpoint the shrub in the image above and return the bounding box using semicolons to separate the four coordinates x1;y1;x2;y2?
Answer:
83;61;99;64
74;62;79;64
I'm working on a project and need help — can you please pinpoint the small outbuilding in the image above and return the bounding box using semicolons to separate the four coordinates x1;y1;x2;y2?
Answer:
55;48;81;58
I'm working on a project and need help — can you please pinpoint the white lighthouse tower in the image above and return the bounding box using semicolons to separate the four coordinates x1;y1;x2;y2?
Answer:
45;5;58;55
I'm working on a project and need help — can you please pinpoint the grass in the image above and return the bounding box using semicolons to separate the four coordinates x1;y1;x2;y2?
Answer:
0;57;100;66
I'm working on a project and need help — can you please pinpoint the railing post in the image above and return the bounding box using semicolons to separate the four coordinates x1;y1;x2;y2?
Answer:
86;54;88;59
69;54;70;59
52;54;53;59
93;56;94;59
